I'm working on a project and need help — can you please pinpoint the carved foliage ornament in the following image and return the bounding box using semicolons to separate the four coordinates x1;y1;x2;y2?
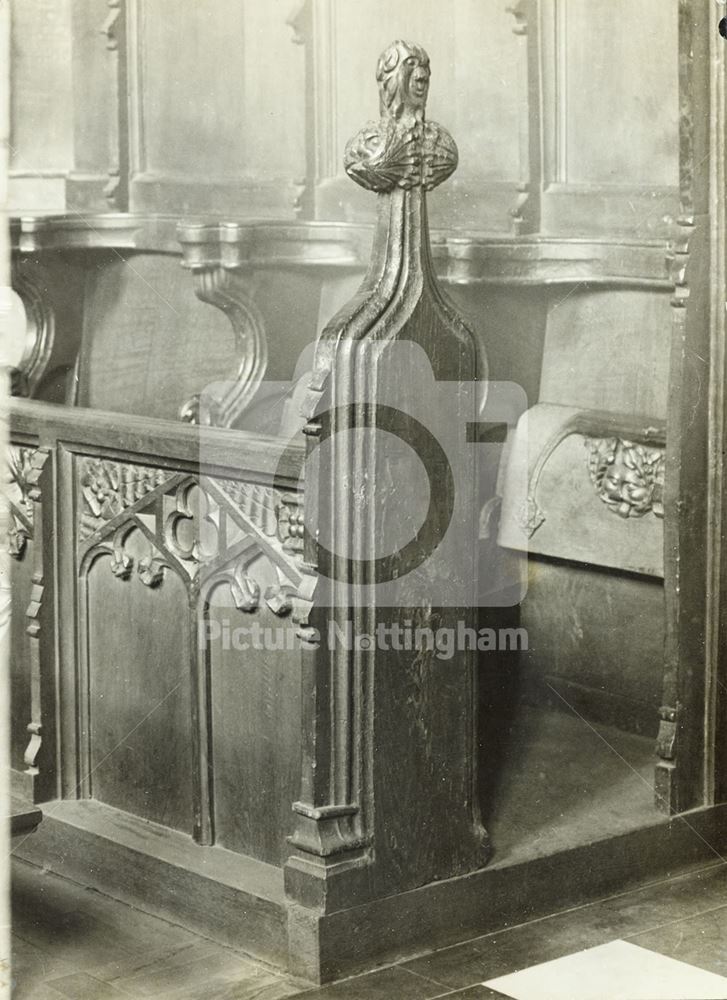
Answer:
77;457;303;614
587;437;665;519
343;40;458;193
80;459;172;540
6;446;43;559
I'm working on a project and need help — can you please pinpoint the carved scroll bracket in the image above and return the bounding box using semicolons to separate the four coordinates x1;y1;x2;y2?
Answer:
177;231;268;428
10;271;55;400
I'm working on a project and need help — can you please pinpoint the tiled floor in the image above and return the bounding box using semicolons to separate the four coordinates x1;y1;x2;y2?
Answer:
11;859;305;1000
12;856;727;999
482;941;727;1000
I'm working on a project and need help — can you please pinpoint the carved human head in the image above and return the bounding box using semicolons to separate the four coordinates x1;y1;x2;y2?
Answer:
376;40;430;120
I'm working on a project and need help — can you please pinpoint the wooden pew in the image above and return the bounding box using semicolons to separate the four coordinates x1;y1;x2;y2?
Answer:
9;33;727;987
8;41;490;982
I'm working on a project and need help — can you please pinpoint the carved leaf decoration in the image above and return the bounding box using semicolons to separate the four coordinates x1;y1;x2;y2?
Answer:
110;549;133;579
228;560;260;612
421;122;458;190
265;583;295;617
6;447;38;559
8;447;34;502
344;119;420;192
79;459;171;540
344;118;457;194
137;552;167;588
7;523;30;560
587;437;665;519
215;480;280;538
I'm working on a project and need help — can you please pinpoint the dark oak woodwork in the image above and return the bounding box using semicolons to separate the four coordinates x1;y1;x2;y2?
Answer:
10;400;305;856
8;39;497;981
657;0;727;814
7;9;727;986
280;43;490;920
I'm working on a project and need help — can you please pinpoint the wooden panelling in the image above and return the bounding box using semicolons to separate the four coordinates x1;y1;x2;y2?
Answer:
539;288;672;419
7;0;681;231
66;0;127;212
68;0;117;177
251;268;327;383
87;539;194;834
77;253;238;422
9;398;306;842
712;2;727;810
539;0;679;236
447;284;548;408
8;0;73;211
520;560;665;735
209;583;302;867
309;0;523;230
547;0;678;187
128;0;305;216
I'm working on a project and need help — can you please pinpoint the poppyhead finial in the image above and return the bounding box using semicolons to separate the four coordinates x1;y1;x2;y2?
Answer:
343;40;457;193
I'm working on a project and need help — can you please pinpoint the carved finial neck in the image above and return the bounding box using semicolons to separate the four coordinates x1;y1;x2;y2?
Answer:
344;40;458;194
376;39;430;122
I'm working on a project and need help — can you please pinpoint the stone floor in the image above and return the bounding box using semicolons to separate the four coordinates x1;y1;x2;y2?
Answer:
12;856;727;999
482;705;659;865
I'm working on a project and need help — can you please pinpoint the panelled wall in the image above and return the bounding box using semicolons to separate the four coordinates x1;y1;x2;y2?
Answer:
9;0;678;234
9;2;681;781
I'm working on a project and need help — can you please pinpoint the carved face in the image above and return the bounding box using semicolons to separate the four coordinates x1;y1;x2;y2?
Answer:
377;40;431;120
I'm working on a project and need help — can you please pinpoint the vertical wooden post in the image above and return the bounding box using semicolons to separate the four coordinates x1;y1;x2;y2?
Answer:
658;1;726;813
285;43;490;968
708;3;727;805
